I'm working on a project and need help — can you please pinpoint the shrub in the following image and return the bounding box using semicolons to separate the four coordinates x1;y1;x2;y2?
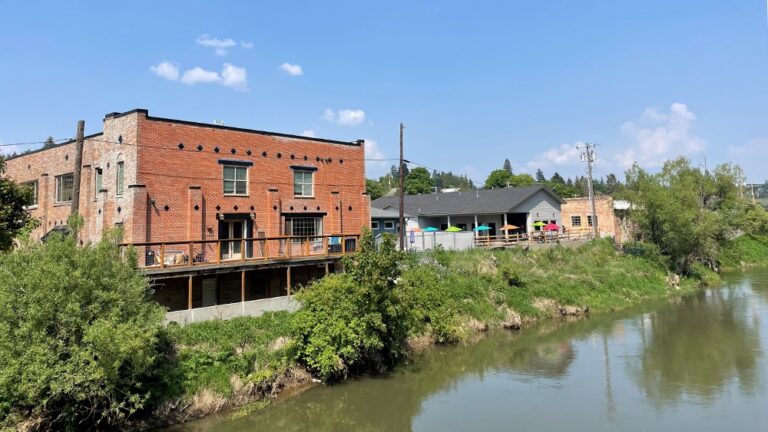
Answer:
291;231;410;381
0;220;165;430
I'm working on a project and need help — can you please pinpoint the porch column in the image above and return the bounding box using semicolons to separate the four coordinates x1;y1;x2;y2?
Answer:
187;276;193;310
447;215;452;227
474;215;479;238
503;213;509;241
286;266;292;296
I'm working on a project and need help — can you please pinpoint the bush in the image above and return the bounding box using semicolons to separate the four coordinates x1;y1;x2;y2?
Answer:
291;231;410;381
0;222;165;429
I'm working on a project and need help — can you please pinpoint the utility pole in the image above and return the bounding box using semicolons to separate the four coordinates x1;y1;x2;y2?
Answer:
71;120;85;221
398;123;405;251
579;143;599;239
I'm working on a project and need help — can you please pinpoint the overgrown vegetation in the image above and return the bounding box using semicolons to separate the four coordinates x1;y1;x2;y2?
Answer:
0;217;165;430
0;156;36;251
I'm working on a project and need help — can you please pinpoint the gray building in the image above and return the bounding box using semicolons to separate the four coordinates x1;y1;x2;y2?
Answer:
370;207;411;237
371;185;563;236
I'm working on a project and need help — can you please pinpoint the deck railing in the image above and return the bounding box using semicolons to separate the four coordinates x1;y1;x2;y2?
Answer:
474;231;594;248
119;234;360;270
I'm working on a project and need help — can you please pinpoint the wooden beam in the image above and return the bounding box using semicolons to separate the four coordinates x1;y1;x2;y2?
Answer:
286;266;292;296
187;275;193;310
241;270;246;303
325;262;329;275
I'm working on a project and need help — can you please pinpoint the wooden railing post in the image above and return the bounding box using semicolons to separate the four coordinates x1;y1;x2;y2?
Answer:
341;236;347;254
323;236;328;256
188;242;194;266
160;244;166;268
241;239;246;262
215;241;221;264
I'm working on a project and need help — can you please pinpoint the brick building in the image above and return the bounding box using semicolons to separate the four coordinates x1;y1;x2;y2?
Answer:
560;196;622;242
4;109;369;320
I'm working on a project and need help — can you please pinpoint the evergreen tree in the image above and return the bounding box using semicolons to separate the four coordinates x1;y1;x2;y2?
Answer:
503;159;512;175
535;169;546;183
43;136;56;149
550;172;566;185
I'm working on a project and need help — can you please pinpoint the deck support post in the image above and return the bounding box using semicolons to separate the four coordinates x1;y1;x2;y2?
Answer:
241;270;246;303
187;275;193;310
325;262;329;275
286;266;292;296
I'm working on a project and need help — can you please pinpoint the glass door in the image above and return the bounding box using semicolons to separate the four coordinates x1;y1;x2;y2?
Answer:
221;220;245;260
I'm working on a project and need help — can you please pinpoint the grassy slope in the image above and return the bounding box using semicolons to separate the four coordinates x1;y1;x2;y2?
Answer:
162;239;707;411
719;235;768;269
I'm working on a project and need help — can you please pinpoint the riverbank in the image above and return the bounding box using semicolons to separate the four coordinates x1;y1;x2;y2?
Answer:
143;238;716;430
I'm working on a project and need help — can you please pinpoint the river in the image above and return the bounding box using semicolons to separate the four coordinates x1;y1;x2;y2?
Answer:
167;268;768;431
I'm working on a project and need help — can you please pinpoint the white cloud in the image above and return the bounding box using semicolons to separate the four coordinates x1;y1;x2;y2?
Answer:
180;67;221;85
337;109;366;126
196;34;237;56
364;139;388;176
729;138;768;183
149;61;179;81
221;63;248;91
302;129;316;138
280;62;303;76
240;40;254;49
323;109;336;122
527;143;583;170
613;102;704;169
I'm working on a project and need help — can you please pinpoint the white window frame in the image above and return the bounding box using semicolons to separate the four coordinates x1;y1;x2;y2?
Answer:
371;221;380;230
223;165;248;196
55;173;74;203
384;221;395;230
285;216;323;241
293;170;314;197
116;161;125;196
571;215;581;227
23;180;38;208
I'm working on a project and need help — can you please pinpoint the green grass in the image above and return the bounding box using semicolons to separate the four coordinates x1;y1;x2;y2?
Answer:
719;235;768;269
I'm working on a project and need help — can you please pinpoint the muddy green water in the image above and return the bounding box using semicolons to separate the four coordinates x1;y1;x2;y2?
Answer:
169;269;768;431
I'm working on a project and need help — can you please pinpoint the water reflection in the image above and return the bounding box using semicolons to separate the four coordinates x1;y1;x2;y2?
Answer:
630;288;762;405
167;270;768;432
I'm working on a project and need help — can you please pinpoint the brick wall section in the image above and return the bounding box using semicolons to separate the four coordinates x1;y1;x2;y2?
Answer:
561;196;622;242
5;109;369;246
132;111;368;243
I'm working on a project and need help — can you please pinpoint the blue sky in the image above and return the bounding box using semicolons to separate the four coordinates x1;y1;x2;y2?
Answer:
1;1;766;183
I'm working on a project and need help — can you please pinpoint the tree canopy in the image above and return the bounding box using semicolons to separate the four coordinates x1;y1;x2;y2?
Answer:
0;156;36;251
404;167;435;195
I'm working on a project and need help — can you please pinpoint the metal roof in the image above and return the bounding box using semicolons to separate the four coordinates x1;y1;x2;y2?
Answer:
371;185;563;216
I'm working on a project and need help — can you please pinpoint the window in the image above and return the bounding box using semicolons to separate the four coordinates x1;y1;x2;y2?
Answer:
55;173;74;203
95;167;103;194
588;215;597;227
285;216;323;237
223;165;248;195
371;221;380;230
571;215;582;227
384;221;395;230
294;170;314;197
116;162;124;196
23;181;38;207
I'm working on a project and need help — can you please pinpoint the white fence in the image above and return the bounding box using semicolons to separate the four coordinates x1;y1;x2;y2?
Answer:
389;231;477;252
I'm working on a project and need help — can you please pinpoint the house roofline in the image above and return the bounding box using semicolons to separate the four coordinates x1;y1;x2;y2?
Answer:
4;132;104;161
105;109;363;147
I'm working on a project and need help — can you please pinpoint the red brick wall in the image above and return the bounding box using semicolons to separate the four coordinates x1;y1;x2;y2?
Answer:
132;112;368;243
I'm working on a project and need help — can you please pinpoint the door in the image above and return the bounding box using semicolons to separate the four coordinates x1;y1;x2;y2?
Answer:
221;220;245;260
202;278;217;307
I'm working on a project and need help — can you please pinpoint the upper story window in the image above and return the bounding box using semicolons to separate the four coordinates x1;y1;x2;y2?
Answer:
294;170;314;197
95;167;103;194
116;162;125;196
55;173;74;203
23;180;38;207
571;215;582;227
223;165;248;195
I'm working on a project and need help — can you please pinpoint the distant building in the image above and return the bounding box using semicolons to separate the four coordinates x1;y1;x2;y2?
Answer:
372;185;563;236
561;196;622;241
370;207;411;237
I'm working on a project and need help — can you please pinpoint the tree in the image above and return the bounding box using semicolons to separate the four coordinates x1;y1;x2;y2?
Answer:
605;173;619;195
42;136;56;149
503;159;512;175
484;169;512;189
535;169;546;183
366;179;385;201
0;156;36;251
0;218;166;429
550;172;565;185
404;167;435;195
509;173;535;187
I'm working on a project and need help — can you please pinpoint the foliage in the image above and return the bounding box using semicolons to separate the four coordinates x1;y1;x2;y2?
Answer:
0;156;36;251
502;159;512;174
366;179;385;201
624;158;746;273
0;216;165;430
484;169;535;189
431;170;474;190
404;167;435;195
718;235;768;269
291;231;409;381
